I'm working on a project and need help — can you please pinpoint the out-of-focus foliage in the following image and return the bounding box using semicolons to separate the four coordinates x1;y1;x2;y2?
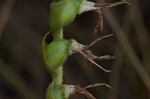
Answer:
0;0;150;99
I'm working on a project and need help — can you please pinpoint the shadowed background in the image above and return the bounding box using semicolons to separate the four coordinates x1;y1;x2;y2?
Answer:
0;0;150;99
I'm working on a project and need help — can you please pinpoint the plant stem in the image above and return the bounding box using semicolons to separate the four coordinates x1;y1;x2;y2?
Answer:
52;28;64;40
51;66;63;86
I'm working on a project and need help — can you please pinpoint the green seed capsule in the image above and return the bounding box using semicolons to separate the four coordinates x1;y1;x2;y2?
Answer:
42;36;71;72
46;82;65;99
49;0;82;33
46;82;75;99
46;40;71;71
42;33;72;86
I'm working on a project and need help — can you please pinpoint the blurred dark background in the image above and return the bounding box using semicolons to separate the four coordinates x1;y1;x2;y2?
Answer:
0;0;150;99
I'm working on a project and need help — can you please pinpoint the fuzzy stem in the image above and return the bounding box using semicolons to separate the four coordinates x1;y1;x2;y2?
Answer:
52;28;63;40
51;66;63;86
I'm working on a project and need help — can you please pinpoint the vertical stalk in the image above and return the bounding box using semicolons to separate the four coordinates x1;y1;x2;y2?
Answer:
52;28;63;40
51;66;63;86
